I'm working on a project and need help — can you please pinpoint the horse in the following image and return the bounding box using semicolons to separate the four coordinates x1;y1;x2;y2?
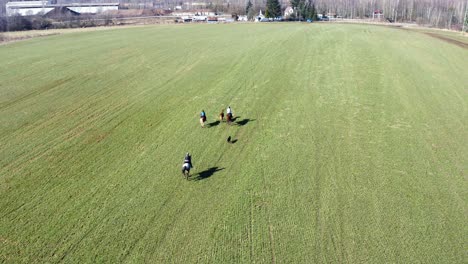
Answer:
182;163;191;179
219;110;225;121
200;116;206;128
226;113;233;124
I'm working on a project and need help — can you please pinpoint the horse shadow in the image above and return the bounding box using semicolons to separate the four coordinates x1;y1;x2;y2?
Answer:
227;136;238;144
193;167;225;181
207;120;220;127
236;118;255;126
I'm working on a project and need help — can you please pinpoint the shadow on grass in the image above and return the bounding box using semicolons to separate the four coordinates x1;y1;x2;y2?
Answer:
207;120;220;127
193;167;225;181
236;118;255;126
231;139;238;144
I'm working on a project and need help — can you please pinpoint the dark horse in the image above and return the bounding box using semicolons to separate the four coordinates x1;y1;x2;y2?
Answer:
219;110;225;121
226;113;233;124
182;163;191;180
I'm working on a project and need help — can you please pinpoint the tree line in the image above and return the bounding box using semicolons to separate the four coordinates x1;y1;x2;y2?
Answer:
216;0;468;29
251;0;467;29
1;0;467;30
310;0;467;29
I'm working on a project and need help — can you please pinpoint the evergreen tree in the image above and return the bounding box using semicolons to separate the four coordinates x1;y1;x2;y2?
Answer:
465;10;468;32
247;8;256;21
290;0;301;9
266;0;282;18
291;0;317;21
308;4;317;21
245;0;253;16
299;0;306;20
303;1;317;20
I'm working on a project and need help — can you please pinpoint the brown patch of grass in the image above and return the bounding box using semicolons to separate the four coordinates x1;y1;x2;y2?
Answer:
0;77;73;110
0;31;61;45
0;25;143;45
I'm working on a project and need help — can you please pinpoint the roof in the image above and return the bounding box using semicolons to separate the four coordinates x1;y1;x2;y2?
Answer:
6;1;47;7
7;1;47;5
7;1;119;9
43;6;80;17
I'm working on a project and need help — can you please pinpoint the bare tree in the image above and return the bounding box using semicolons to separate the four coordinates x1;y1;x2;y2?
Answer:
0;0;466;30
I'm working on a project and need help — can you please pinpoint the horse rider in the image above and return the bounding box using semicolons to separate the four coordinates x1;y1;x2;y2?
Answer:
182;152;193;172
200;110;207;127
226;106;233;122
227;106;233;117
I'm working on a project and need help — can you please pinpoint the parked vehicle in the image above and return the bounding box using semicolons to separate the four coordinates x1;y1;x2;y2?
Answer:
192;15;207;22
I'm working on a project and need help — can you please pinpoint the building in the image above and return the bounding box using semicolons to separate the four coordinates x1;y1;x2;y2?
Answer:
65;3;119;15
284;6;293;18
6;1;119;16
372;10;384;20
43;6;80;18
6;1;50;16
255;10;265;22
238;15;248;21
172;10;216;17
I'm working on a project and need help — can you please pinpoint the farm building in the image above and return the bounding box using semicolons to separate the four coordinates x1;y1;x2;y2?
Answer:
43;6;80;18
6;1;51;16
65;3;119;15
172;10;217;17
6;1;119;16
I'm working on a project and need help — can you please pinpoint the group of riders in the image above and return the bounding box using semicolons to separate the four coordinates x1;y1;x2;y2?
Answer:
200;106;233;128
182;106;234;178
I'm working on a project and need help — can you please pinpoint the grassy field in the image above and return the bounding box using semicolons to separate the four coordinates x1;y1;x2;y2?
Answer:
0;24;466;263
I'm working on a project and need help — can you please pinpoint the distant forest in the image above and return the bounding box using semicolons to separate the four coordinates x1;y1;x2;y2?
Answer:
1;0;467;30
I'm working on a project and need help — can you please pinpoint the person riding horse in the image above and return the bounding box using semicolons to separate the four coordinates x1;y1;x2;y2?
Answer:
226;106;233;123
182;152;193;178
200;110;206;127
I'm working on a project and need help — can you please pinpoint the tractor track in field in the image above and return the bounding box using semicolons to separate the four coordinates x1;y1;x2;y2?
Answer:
1;57;193;174
52;93;198;260
0;99;132;174
0;81;185;232
0;77;73;111
121;180;187;262
1;24;467;263
268;224;276;264
423;32;468;49
392;25;468;49
55;150;185;261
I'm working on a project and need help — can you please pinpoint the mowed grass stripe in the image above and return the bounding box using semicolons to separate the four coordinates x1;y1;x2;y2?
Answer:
0;24;466;263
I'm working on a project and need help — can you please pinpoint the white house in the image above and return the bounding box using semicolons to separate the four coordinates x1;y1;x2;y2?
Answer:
238;15;248;21
284;6;294;18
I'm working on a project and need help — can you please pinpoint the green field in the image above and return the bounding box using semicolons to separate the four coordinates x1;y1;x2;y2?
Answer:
0;24;467;263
